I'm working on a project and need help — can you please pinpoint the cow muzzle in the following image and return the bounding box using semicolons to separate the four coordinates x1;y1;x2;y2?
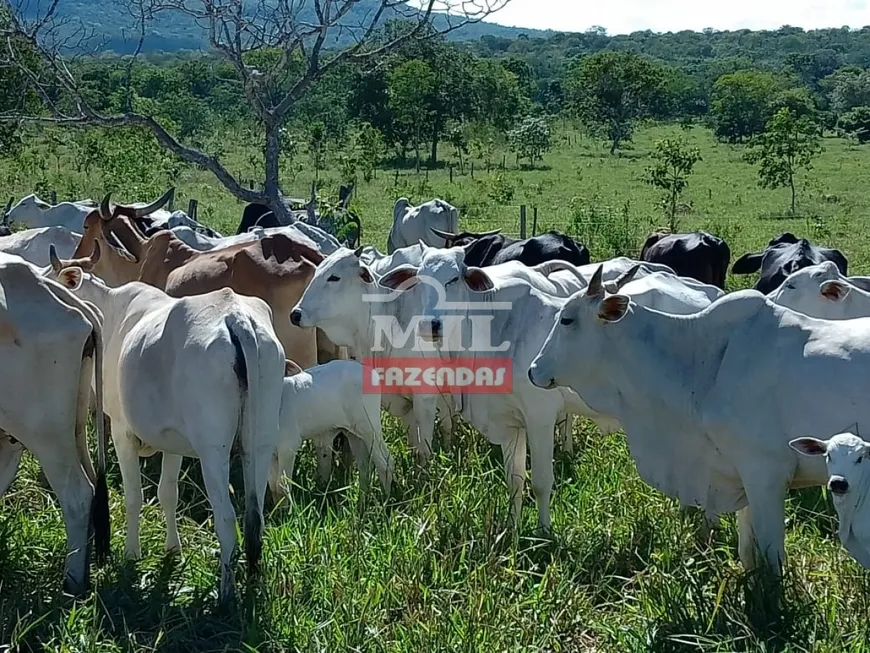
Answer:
419;317;442;344
290;308;304;328
527;364;555;390
829;476;849;496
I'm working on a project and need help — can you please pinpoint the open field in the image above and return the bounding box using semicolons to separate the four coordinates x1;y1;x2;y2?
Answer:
3;124;870;651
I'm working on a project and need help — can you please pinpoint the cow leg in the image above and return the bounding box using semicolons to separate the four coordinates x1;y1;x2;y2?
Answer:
501;427;527;528
527;419;556;532
742;482;787;575
559;415;573;455
315;440;333;489
35;444;94;596
0;436;23;497
346;434;372;496
737;505;756;570
411;398;436;466
159;453;183;555
114;427;143;560
199;452;237;602
270;442;299;505
437;395;455;451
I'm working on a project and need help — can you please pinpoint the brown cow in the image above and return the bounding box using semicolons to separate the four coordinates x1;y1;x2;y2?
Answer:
70;199;323;371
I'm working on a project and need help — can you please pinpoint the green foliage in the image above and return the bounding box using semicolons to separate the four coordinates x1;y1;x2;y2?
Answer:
745;108;823;214
356;123;386;182
644;138;702;230
827;68;870;114
388;59;436;166
839;106;870;143
568;195;645;258
710;69;782;142
308;122;327;180
484;172;515;204
566;51;667;154
508;116;551;167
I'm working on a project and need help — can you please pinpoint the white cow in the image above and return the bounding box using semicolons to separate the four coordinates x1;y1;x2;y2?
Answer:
169;224;338;255
790;432;870;568
772;261;870;319
387;198;459;253
49;244;285;602
526;266;870;573
0;226;81;266
374;247;723;530
291;246;455;463
8;189;173;232
270;359;394;501
0;253;108;595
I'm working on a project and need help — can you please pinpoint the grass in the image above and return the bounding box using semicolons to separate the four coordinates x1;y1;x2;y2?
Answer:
3;122;870;650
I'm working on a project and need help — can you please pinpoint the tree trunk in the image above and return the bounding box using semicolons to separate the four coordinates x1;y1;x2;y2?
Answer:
430;134;438;167
264;120;291;223
790;173;796;216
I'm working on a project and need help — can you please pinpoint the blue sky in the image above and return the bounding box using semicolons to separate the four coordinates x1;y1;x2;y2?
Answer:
481;0;869;34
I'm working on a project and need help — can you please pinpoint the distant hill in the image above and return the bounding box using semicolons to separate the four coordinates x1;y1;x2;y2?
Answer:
34;0;552;53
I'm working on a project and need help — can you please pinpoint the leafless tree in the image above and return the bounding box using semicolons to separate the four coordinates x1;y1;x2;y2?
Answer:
0;0;509;221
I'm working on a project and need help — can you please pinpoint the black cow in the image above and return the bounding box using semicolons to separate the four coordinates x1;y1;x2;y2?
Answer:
732;232;848;294
237;203;277;234
430;228;590;268
640;230;730;289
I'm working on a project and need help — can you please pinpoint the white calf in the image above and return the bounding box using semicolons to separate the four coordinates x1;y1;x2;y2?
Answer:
270;360;394;500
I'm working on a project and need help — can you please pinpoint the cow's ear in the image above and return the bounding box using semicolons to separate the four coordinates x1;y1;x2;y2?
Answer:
464;266;494;292
284;359;304;376
789;437;829;456
598;294;629;322
358;264;375;284
58;266;83;291
732;252;763;275
820;280;851;302
378;264;418;290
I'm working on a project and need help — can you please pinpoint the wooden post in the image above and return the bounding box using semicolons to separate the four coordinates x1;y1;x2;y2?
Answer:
394;169;399;185
449;165;453;183
471;162;474;179
532;206;538;237
426;168;429;181
502;154;506;170
50;190;57;204
708;188;713;200
520;205;527;239
188;199;198;220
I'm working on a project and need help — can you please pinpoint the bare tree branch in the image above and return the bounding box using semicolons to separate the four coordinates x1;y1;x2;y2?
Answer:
0;0;510;222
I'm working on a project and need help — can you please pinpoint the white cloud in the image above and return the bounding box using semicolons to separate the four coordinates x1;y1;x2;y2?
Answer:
483;0;870;34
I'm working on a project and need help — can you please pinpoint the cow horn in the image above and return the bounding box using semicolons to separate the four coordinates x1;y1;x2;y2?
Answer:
587;264;605;297
478;229;502;237
430;227;457;240
99;193;113;221
132;187;174;218
353;246;364;258
613;263;642;290
49;244;62;272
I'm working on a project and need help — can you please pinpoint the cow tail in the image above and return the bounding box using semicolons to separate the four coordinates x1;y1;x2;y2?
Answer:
226;314;264;578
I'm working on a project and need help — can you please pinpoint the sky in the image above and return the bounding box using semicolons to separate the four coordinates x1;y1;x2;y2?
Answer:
481;0;870;35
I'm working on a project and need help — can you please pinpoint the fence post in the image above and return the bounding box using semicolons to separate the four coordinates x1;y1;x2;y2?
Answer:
471;162;474;179
50;190;57;204
520;205;527;239
188;199;198;220
502;154;506;170
394;169;399;185
449;165;453;183
532;206;538;237
708;188;713;201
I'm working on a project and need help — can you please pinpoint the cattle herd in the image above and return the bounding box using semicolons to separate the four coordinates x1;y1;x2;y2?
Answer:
2;188;870;606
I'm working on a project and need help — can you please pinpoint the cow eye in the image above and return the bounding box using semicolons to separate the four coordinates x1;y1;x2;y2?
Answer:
560;317;574;326
327;275;340;282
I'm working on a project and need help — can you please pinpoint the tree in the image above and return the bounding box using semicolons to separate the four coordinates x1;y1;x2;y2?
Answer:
643;137;702;230
839;106;870;143
308;121;326;180
0;0;508;221
388;59;436;169
744;108;823;215
508;115;550;167
565;51;668;154
710;69;781;142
